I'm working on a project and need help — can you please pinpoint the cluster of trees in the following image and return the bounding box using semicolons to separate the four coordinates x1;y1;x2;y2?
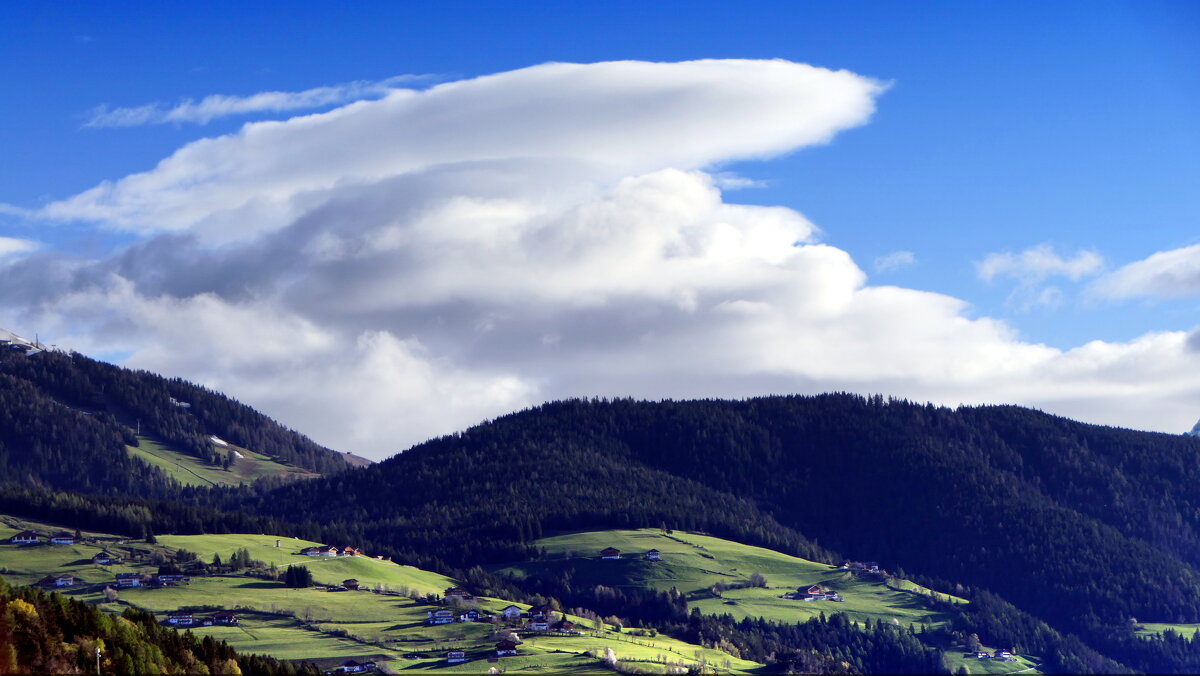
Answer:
664;610;946;674
0;576;314;674
0;373;171;496
283;565;314;588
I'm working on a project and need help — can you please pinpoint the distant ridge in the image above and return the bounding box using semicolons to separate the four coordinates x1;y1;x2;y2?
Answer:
1189;418;1200;437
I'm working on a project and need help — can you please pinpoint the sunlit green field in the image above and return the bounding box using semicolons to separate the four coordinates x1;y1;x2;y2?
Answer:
941;650;1041;675
495;528;962;629
0;515;164;587
0;519;755;673
127;434;319;488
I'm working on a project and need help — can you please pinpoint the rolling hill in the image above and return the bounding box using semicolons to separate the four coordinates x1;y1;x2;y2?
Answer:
241;394;1200;673
0;342;357;496
0;515;765;674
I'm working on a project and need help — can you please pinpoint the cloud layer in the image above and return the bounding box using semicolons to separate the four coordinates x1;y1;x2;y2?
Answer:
1090;243;1200;300
4;60;1199;458
84;74;431;127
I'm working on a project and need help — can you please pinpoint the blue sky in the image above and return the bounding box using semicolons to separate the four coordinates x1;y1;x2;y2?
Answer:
1;2;1198;456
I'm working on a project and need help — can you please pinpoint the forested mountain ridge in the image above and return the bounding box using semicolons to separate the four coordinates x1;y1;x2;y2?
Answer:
0;344;355;496
242;394;1200;671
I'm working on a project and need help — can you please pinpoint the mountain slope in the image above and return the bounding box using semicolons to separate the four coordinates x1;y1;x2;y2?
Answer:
0;344;355;495
245;394;1200;671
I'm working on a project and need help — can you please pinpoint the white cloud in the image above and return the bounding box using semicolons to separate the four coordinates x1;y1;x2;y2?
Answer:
0;237;38;259
1090;243;1200;300
874;250;916;273
84;74;432;127
43;59;884;239
977;244;1103;311
4;60;1199;458
977;244;1103;283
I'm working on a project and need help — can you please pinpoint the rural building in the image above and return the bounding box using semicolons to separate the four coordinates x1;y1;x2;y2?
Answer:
340;546;359;557
496;639;519;657
115;573;143;588
528;604;553;620
342;578;360;590
528;620;549;631
166;612;194;626
444;586;473;600
10;531;40;544
459;609;481;622
154;574;190;586
600;547;621;560
334;660;376;673
645;549;662;561
49;532;75;545
446;650;467;663
38;575;75;588
501;605;522;620
805;584;824;598
214;612;238;626
320;546;339;557
427;609;456;625
92;552;116;565
553;619;575;633
300;546;322;556
994;650;1014;662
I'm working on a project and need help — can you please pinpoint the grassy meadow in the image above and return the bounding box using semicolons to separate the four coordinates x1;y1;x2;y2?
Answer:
126;434;319;488
497;528;961;628
2;519;757;672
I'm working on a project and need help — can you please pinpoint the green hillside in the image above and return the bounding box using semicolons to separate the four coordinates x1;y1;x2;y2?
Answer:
128;434;320;487
497;528;964;627
0;518;757;673
496;529;1038;674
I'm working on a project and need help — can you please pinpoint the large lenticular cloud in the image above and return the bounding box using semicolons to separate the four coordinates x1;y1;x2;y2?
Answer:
2;59;1197;459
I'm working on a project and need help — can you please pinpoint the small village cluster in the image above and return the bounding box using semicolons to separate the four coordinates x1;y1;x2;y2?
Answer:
12;529;75;546
426;587;580;664
164;611;239;627
974;649;1017;662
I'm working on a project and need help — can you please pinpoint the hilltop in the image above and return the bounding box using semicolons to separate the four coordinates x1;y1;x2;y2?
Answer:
239;394;1200;673
0;339;356;496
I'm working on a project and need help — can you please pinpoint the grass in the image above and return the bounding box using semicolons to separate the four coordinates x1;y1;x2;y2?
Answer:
495;528;962;629
0;514;169;587
1136;622;1200;639
0;516;756;672
126;434;319;488
941;649;1041;675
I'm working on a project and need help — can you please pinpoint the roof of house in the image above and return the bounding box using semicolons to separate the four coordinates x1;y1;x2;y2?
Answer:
600;547;620;553
52;531;73;538
496;639;520;650
13;530;39;538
